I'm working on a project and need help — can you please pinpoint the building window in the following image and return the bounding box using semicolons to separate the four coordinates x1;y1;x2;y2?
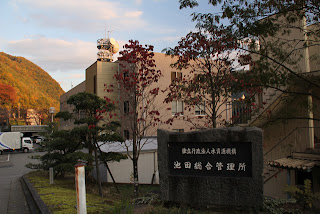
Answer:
123;71;129;78
257;89;263;107
173;129;184;133
232;100;250;124
195;102;206;115
74;110;86;120
296;170;313;187
79;110;86;119
123;130;130;140
94;75;97;94
172;100;183;115
171;71;182;82
124;101;129;114
194;74;205;83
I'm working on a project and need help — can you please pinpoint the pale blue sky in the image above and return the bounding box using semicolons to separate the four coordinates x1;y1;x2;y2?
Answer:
0;0;215;91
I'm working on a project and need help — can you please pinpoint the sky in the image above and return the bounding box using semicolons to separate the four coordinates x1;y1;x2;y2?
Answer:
0;0;215;92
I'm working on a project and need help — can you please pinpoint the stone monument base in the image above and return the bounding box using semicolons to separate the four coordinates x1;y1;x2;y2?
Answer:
157;127;263;208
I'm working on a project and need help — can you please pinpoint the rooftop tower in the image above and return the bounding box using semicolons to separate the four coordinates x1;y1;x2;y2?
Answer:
97;31;119;62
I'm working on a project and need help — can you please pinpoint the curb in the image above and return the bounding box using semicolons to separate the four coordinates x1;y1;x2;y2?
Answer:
0;162;13;168
21;176;52;214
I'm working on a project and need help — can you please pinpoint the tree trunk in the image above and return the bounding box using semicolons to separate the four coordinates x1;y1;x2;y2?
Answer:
104;160;120;193
133;155;139;197
132;89;139;197
96;144;120;193
94;146;103;197
87;145;94;182
133;138;139;197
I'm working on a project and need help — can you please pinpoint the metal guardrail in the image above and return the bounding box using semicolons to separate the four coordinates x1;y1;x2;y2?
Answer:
232;101;251;124
11;125;48;133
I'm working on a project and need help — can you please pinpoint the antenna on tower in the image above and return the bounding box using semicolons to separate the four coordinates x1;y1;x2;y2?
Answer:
108;30;113;38
97;28;119;62
104;24;107;39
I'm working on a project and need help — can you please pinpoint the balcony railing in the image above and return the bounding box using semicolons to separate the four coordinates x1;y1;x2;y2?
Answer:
231;101;251;124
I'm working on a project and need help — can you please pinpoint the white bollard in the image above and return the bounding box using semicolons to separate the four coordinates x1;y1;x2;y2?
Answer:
75;163;87;214
49;167;54;184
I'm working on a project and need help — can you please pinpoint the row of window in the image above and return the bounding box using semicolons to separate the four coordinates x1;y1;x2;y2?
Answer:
121;71;201;139
121;71;206;115
172;101;206;116
171;71;205;115
123;100;206;116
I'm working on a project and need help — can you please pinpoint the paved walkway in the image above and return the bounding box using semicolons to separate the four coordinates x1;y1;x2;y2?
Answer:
6;176;30;214
0;151;40;214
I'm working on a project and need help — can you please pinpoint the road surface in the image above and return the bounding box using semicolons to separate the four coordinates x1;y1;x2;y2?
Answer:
0;147;42;214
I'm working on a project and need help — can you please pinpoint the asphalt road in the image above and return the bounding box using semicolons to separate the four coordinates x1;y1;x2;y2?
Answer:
0;146;43;214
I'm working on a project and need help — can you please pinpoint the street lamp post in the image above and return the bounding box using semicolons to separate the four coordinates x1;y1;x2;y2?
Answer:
49;107;55;123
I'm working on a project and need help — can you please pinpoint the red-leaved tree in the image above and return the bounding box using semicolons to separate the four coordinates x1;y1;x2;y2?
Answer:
0;83;17;128
0;83;17;106
106;40;162;196
164;26;245;128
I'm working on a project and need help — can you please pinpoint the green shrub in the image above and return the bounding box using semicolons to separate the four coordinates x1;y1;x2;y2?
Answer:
284;179;320;209
112;199;133;214
263;197;300;214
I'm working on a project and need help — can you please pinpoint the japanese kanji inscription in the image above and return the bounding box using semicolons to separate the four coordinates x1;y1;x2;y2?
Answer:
168;141;252;177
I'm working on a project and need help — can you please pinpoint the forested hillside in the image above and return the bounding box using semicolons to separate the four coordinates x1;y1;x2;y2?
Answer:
0;52;64;126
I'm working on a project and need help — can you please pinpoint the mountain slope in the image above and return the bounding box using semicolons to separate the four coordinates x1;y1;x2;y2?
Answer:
0;52;64;112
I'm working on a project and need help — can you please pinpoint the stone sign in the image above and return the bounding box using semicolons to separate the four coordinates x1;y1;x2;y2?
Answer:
158;127;263;208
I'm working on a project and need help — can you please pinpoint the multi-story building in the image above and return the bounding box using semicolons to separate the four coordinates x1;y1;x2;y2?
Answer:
59;38;232;184
60;38;232;135
60;15;320;194
60;81;86;130
236;15;320;198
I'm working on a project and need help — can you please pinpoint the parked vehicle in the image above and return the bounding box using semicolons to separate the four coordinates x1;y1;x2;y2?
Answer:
34;136;46;144
0;132;33;154
30;136;37;144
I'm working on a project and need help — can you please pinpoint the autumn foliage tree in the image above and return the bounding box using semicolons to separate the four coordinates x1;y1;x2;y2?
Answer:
0;83;17;106
164;26;243;128
178;0;320;125
106;40;162;196
0;52;64;126
0;83;17;128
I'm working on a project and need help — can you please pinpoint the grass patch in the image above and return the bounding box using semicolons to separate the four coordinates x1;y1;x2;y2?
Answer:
25;170;159;214
25;171;320;214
